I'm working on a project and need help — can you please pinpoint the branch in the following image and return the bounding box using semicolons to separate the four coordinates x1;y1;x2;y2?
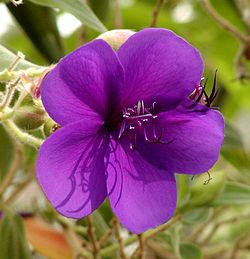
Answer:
200;214;250;245
131;234;145;259
150;0;166;27
86;215;100;258
201;0;250;43
112;217;127;259
113;0;123;28
0;148;22;195
234;0;250;30
100;215;181;257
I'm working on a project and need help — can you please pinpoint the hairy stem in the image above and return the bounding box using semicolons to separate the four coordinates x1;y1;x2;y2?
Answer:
3;119;43;148
0;77;21;111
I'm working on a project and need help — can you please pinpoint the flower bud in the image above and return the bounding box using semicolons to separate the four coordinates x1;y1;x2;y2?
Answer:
97;29;135;51
43;118;60;137
13;105;46;131
188;170;226;208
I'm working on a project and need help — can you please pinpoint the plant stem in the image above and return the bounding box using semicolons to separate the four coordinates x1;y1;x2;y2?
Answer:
234;0;250;30
200;214;250;245
64;227;92;258
138;234;144;259
0;148;22;195
100;215;181;257
0;77;21;111
150;0;166;27
99;229;113;247
86;215;100;258
0;68;46;82
8;51;25;71
113;0;123;28
131;234;145;259
112;217;127;259
3;119;43;148
0;108;14;121
5;175;33;204
201;0;250;43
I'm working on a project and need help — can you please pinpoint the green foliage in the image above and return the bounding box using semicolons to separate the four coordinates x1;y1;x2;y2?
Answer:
221;121;250;170
0;125;13;182
183;207;211;224
6;1;64;62
188;170;226;208
179;243;202;259
211;181;250;206
0;44;41;71
0;211;31;259
89;0;110;22
27;0;107;32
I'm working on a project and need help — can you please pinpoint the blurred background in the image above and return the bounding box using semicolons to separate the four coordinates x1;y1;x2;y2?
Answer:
1;0;250;258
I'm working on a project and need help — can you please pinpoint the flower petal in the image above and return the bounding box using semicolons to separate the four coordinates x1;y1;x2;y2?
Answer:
106;140;177;234
137;104;224;174
41;39;124;126
117;28;204;110
41;66;100;126
36;120;108;218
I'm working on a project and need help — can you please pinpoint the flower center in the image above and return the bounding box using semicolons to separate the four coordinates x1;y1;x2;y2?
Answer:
118;100;168;150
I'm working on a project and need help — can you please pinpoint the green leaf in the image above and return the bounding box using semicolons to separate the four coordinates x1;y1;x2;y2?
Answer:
7;1;64;62
89;0;110;21
221;122;250;169
211;181;250;206
179;243;202;259
223;121;244;149
0;125;14;182
0;44;41;71
188;170;226;208
176;174;190;210
0;212;31;259
183;207;211;224
91;210;109;237
28;0;107;32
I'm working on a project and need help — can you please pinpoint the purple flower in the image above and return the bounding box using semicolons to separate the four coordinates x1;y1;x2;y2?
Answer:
36;28;224;234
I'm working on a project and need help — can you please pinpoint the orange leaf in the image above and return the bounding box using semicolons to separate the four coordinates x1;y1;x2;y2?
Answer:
24;217;73;259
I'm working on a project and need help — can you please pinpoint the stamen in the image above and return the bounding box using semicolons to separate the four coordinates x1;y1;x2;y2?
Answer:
204;171;212;185
119;100;172;150
189;70;219;109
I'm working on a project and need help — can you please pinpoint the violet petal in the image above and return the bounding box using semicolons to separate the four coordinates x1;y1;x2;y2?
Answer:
36;120;108;218
106;140;177;234
117;28;204;111
41;39;124;126
137;103;224;174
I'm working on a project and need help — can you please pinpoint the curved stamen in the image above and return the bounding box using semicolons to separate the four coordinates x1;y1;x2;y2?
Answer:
119;100;173;150
143;127;160;144
189;70;219;110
